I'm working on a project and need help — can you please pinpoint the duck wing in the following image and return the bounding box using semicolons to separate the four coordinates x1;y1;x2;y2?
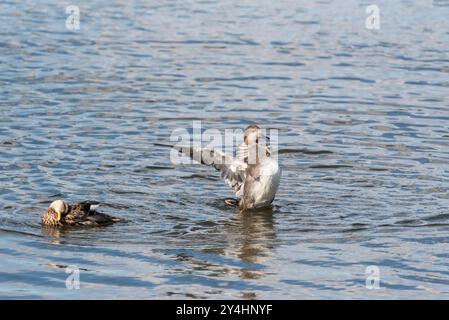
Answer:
81;212;121;226
174;145;248;198
64;201;119;226
63;202;92;225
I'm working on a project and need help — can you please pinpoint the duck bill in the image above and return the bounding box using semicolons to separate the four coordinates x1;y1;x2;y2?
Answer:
57;211;62;222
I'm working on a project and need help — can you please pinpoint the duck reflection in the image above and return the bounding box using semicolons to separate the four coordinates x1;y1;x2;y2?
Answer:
170;205;278;299
171;205;278;279
41;225;67;243
223;206;277;280
41;225;60;237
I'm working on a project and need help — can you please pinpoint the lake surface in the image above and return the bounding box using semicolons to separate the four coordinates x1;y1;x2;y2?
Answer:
1;0;449;299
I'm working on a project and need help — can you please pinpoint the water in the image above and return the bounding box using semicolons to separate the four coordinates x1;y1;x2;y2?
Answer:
1;0;449;299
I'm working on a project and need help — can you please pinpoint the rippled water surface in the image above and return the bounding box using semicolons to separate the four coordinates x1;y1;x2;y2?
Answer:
1;0;449;299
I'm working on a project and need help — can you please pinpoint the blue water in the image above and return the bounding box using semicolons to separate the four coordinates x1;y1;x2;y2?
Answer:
1;0;449;299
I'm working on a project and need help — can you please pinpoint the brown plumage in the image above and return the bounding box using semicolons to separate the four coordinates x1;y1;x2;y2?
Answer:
41;200;121;227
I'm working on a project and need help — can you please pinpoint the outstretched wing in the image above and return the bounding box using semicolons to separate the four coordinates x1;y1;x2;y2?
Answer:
174;145;247;198
236;143;248;163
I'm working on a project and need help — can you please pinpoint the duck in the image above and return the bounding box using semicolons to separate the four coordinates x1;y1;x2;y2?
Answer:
41;200;120;226
170;124;281;211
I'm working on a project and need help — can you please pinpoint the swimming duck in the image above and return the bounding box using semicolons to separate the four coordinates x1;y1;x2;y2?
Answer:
41;200;120;226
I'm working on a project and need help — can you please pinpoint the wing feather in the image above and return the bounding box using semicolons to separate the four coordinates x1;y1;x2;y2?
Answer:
175;145;247;198
63;202;119;226
236;143;248;163
64;203;90;225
